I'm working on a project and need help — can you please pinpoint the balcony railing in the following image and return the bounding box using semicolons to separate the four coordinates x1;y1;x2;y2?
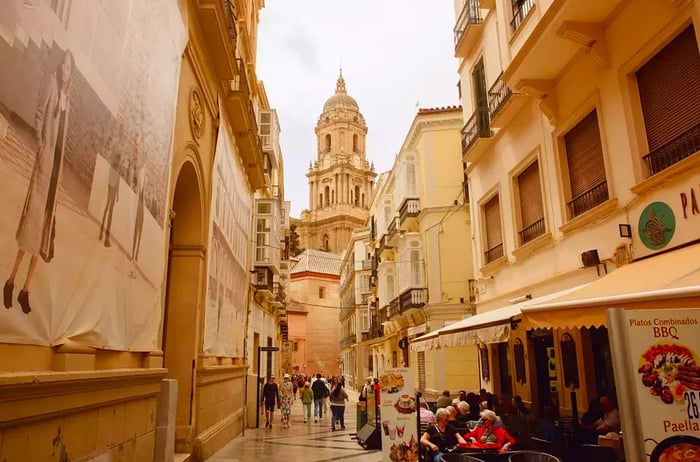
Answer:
387;217;397;242
387;298;400;319
361;260;373;270
399;288;427;313
488;73;512;120
454;0;483;52
511;0;535;31
484;243;504;264
253;268;273;293
462;107;491;154
519;218;545;245
399;198;420;222
643;122;700;176
567;180;609;218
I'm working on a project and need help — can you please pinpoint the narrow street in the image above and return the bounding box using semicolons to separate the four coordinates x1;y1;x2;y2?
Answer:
207;390;381;462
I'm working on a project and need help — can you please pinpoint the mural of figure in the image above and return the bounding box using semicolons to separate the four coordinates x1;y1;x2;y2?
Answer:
131;147;146;261
99;126;124;247
3;49;74;314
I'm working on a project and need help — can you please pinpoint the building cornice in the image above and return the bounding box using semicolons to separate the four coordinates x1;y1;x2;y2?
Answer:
402;116;464;152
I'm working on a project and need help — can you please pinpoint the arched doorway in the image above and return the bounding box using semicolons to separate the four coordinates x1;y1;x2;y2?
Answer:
163;160;203;450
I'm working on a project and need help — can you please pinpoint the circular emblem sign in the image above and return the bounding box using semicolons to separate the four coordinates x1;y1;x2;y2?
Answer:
638;202;675;250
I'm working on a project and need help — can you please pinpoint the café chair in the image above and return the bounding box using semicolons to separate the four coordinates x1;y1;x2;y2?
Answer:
507;451;562;462
440;455;487;462
529;437;565;458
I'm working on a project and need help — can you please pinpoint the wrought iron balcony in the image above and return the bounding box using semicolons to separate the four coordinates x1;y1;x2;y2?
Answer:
454;0;483;57
462;107;492;156
399;288;427;313
519;218;545;245
387;217;398;244
387;298;400;319
511;0;535;31
253;267;273;294
484;243;504;264
643;122;700;176
399;198;420;223
567;181;609;218
488;73;512;120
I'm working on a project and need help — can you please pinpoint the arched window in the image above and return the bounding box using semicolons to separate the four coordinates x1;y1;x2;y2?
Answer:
353;134;358;152
332;190;335;204
322;234;330;251
362;193;365;208
324;186;330;207
355;185;360;206
319;193;323;208
325;134;331;152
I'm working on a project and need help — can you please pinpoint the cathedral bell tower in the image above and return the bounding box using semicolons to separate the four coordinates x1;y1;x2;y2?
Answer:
296;71;376;253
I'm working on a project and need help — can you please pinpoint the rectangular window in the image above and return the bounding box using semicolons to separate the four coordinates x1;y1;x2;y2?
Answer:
319;286;325;299
511;0;535;31
637;25;700;175
564;110;609;218
293;341;299;352
483;194;503;264
368;354;374;373
517;160;545;244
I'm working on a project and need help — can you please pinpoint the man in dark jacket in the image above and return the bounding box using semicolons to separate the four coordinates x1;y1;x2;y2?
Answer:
262;375;280;428
311;373;328;422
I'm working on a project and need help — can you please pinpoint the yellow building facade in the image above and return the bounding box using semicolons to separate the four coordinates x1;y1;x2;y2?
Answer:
433;0;700;427
0;0;285;460
363;107;479;399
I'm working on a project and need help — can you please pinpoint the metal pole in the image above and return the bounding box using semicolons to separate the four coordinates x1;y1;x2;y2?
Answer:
256;345;262;428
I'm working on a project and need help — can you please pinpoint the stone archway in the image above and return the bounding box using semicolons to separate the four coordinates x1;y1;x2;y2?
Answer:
163;160;204;451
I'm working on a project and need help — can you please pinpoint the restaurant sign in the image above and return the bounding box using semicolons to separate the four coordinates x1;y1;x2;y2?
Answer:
631;172;700;258
608;309;700;461
378;367;419;462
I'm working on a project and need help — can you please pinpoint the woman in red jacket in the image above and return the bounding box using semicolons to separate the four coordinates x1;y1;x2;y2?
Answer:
463;410;515;454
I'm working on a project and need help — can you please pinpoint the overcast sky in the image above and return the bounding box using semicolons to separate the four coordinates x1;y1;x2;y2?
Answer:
257;1;460;217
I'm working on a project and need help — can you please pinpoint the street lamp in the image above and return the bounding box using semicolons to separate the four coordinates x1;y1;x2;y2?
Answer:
256;345;280;428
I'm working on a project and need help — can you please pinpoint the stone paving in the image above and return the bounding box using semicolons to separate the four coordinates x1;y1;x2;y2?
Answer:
207;389;382;462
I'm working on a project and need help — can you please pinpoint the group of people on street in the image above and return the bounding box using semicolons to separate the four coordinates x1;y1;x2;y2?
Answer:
262;373;348;431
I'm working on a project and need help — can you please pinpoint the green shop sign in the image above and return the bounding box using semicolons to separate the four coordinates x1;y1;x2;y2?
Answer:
638;202;675;250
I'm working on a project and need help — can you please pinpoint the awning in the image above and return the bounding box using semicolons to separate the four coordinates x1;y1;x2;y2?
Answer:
522;242;700;329
410;284;588;351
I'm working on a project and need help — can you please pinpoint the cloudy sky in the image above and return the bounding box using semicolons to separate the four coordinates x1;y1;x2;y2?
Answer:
257;1;460;216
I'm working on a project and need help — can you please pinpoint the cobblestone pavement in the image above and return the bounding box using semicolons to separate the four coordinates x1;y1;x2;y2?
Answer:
207;389;382;462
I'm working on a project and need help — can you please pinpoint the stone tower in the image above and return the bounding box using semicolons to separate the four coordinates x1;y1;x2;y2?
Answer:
294;72;376;254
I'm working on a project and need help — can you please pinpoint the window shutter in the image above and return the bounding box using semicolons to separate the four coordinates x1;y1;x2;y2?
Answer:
637;26;700;152
565;111;607;199
518;160;543;228
484;195;502;249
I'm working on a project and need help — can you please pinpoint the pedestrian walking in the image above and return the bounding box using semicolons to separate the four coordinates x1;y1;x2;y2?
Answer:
301;381;313;423
329;376;348;431
311;373;328;422
280;373;294;428
262;375;280;429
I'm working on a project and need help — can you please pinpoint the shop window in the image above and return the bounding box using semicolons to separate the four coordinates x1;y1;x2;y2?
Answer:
637;25;700;176
563;110;609;218
517;160;545;245
483;194;504;263
514;338;527;384
560;333;580;389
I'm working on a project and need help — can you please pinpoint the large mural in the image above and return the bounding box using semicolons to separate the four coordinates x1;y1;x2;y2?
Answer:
0;0;186;349
203;107;252;357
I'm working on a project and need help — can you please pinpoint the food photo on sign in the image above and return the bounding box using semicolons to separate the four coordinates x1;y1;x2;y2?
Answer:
609;309;700;461
379;368;419;462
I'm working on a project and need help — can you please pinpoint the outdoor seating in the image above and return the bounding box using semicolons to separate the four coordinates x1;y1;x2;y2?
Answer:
507;451;562;462
529;437;566;458
440;454;487;462
579;444;617;462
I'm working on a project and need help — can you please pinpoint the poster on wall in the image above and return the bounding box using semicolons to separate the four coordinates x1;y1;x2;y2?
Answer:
202;107;251;357
379;368;419;462
609;309;700;461
0;1;186;349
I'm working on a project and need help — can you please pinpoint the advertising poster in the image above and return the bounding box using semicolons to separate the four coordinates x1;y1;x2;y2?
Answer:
202;110;251;357
0;0;186;349
379;368;419;462
609;309;700;461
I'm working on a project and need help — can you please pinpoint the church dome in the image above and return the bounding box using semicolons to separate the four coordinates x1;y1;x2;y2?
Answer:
322;73;359;112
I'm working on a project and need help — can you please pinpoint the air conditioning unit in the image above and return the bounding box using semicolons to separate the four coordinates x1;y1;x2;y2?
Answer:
580;249;601;268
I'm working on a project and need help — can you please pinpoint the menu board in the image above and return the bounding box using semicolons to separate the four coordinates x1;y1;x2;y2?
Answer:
608;309;700;461
379;368;419;462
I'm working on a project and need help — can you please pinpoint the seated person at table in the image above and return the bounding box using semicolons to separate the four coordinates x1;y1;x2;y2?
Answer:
592;395;620;434
512;395;529;416
574;398;604;445
456;401;472;424
446;405;458;423
420;398;435;423
421;408;467;462
437;390;452;408
463;410;516;454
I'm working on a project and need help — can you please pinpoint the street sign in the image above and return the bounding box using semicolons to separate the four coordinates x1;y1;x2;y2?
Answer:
260;346;279;352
